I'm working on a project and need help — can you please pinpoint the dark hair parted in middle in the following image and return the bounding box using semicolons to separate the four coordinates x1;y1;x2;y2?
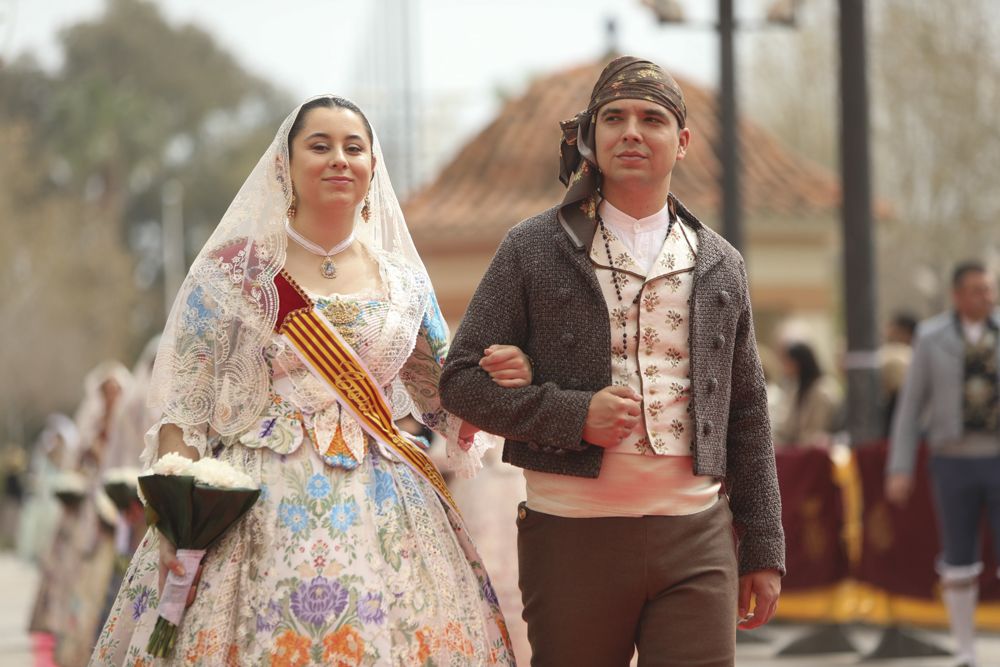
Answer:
287;96;374;159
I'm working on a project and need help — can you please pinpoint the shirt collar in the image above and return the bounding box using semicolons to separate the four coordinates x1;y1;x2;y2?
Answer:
599;198;672;234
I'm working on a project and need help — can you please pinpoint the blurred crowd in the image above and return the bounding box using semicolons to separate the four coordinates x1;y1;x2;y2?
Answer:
759;311;917;451
0;339;158;666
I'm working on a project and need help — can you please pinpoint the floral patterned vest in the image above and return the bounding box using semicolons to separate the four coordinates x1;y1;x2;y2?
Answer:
962;320;1000;433
590;218;699;456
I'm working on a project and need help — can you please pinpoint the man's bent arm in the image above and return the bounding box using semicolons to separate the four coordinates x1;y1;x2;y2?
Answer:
440;232;592;451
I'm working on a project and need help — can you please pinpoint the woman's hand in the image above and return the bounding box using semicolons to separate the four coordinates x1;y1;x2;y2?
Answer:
479;345;533;388
457;421;479;452
157;533;202;608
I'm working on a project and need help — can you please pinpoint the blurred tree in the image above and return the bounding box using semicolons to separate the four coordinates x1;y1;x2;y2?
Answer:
0;0;292;444
743;0;1000;321
0;123;137;443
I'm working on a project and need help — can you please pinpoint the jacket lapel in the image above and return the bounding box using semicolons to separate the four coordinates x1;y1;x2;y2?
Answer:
670;196;723;280
553;230;605;300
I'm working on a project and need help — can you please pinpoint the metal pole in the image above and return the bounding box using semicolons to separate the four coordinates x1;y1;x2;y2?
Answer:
838;0;880;445
718;0;744;254
162;180;185;317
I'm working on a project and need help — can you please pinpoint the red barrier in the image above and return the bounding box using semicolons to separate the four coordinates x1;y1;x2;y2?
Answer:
854;440;1000;600
776;447;850;591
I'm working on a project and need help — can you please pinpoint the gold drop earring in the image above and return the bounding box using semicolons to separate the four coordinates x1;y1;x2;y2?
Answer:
361;193;371;223
287;191;298;220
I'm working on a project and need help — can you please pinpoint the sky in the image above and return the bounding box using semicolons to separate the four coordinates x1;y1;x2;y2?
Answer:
3;0;735;102
2;0;779;190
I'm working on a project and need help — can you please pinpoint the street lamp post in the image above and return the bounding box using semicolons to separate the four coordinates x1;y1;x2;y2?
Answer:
643;0;799;256
718;0;743;254
837;0;881;446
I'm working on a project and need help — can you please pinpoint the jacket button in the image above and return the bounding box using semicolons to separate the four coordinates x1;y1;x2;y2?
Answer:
561;332;576;347
518;506;528;520
707;378;718;393
713;334;725;349
718;290;731;306
702;422;713;436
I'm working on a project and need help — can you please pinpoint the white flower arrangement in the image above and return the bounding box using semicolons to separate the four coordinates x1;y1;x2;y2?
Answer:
51;470;88;495
138;452;260;657
187;458;254;490
146;453;254;490
150;452;195;476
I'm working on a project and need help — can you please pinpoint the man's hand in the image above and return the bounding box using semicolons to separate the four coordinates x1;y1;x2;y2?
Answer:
885;473;914;507
738;569;781;630
479;345;533;388
581;386;641;448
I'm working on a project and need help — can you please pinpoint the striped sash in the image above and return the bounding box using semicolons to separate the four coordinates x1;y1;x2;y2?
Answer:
273;270;459;512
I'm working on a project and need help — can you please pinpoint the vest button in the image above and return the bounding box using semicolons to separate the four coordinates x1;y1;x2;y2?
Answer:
702;422;713;436
707;378;718;393
713;334;726;349
718;290;731;305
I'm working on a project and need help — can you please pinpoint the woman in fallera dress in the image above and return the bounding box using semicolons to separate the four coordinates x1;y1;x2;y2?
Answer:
91;95;520;666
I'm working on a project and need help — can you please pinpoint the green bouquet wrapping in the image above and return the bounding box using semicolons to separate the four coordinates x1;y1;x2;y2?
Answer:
51;470;88;508
138;454;259;658
103;467;143;511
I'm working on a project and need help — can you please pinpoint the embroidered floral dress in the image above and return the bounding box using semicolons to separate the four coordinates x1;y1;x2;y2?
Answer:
91;253;514;666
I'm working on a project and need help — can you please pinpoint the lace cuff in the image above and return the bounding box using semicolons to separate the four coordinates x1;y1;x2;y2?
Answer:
139;420;210;470
443;420;502;479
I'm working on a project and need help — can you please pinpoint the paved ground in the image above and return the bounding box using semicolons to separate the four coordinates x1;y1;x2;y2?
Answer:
0;552;36;667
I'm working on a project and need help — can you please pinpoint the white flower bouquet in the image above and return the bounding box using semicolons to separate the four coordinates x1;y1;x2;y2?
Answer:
51;470;88;507
139;453;259;657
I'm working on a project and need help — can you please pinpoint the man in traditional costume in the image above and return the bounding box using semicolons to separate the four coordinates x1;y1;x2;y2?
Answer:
887;261;1000;667
439;56;784;665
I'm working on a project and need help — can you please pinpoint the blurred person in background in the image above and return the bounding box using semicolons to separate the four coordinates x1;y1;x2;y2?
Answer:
0;444;26;550
56;361;130;667
93;95;523;666
440;56;783;666
18;414;78;563
774;341;843;449
880;312;919;437
887;261;1000;667
97;337;162;643
758;346;790;440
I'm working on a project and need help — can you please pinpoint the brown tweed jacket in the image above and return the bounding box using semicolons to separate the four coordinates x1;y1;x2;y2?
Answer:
439;197;785;575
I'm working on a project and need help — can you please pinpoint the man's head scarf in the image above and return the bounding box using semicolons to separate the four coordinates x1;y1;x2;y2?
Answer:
558;56;687;228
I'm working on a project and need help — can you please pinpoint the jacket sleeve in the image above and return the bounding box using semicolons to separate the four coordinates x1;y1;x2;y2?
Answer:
439;232;594;451
886;326;932;476
724;262;786;576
